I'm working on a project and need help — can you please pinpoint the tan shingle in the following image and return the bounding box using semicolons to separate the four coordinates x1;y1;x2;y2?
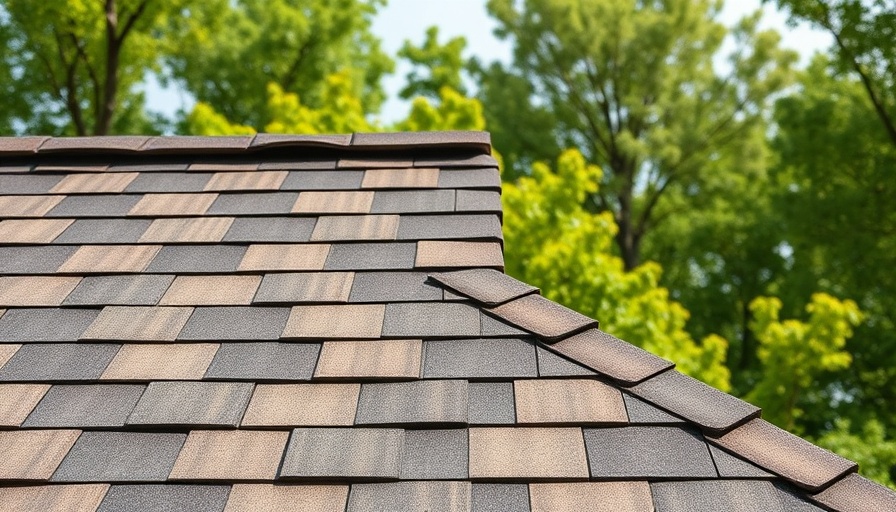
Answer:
314;340;422;379
0;196;64;217
160;276;261;306
529;482;654;512
101;343;219;380
0;343;19;369
139;217;234;243
204;171;288;191
0;384;50;427
514;379;627;424
58;245;161;273
0;277;81;306
0;219;73;243
238;244;330;271
169;430;289;480
415;241;504;268
283;304;385;339
81;306;193;341
0;429;81;480
128;193;217;216
293;191;374;213
0;484;110;512
310;215;399;241
241;384;361;426
361;168;439;188
50;172;138;193
468;427;589;479
224;484;348;512
254;272;354;303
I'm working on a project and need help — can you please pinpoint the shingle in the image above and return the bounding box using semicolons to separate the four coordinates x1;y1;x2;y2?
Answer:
280;428;403;479
222;217;315;242
81;306;193;341
178;307;289;340
254;272;353;303
346;159;418;169
0;174;61;194
252;133;351;148
351;130;490;148
262;159;338;171
347;482;471;512
147;245;247;273
536;346;596;376
480;312;529;337
242;383;361;427
0;276;81;306
204;171;287;191
423;338;537;379
711;418;857;491
415;241;504;268
370;190;456;213
224;484;348;512
50;173;138;193
650;480;792;512
127;381;254;428
51;432;185;483
141;135;252;152
430;269;538;306
39;135;149;153
811;472;896;512
629;370;759;432
283;304;385;339
63;275;175;306
96;485;231;512
293;191;374;213
124;172;213;192
139;217;234;243
0;384;50;427
23;384;145;428
529;482;653;512
361;168;439;188
382;302;481;337
239;244;328;271
472;484;529;512
469;382;516;425
310;215;399;241
0;246;76;274
489;294;597;342
550;329;673;384
355;380;468;425
101;344;219;380
109;163;190;172
160;276;260;305
189;162;260;172
456;190;502;212
583;426;717;478
169;430;289;481
469;427;589;479
0;195;64;216
397;215;503;241
516;379;627;425
0;343;19;368
622;394;686;424
0;430;81;480
314;339;422;379
204;342;320;381
0;344;118;381
0;308;99;342
324;242;416;270
280;170;363;190
59;245;161;273
0;484;110;512
708;444;774;478
349;271;443;302
53;219;152;244
128;193;217;216
0;219;74;243
207;192;299;215
400;429;469;479
416;153;498;168
46;195;140;217
438;168;501;189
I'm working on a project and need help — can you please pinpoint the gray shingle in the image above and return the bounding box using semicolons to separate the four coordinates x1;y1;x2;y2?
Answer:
206;192;298;215
97;485;231;512
349;271;443;302
0;308;99;342
51;432;186;482
63;275;175;306
400;429;469;480
178;307;290;340
23;384;145;428
480;313;528;337
280;428;403;479
397;215;503;240
708;444;774;478
0;174;63;194
124;172;213;193
355;380;468;425
281;170;363;190
127;381;254;427
456;190;502;212
469;382;516;425
430;269;537;306
0;246;76;274
536;346;596;377
0;343;119;381
370;190;456;213
650;480;793;512
423;338;537;379
258;159;337;170
222;217;316;242
622;394;686;425
472;484;529;512
204;342;320;381
348;482;472;512
583;426;718;478
145;245;247;273
324;243;416;270
382;302;481;337
53;219;152;244
46;195;141;217
437;168;501;189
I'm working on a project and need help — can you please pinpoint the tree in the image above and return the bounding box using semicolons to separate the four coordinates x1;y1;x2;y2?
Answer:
398;26;467;100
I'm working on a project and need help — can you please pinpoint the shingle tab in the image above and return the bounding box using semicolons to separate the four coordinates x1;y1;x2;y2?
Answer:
124;172;213;193
355;380;468;425
128;193;217;216
47;195;140;217
223;484;349;512
59;245;161;273
50;173;138;194
347;482;471;512
126;381;254;428
488;294;597;342
100;344;219;380
415;241;504;269
0;276;81;306
622;394;686;425
242;383;360;426
0;309;100;342
81;306;193;341
430;269;538;306
147;245;247;273
0;246;76;274
349;271;443;302
293;191;374;213
370;190;456;213
468;382;516;425
397;215;502;241
0;219;74;243
239;244;329;271
178;307;289;340
437;168;501;189
382;302;481;337
207;192;298;215
53;218;152;244
204;171;287;191
456;190;502;212
281;170;363;190
169;430;289;481
400;429;469;479
0;195;64;216
51;432;186;483
254;272;353;303
205;342;321;381
310;215;399;241
63;275;175;306
650;480;792;512
361;168;439;189
811;472;896;512
280;428;403;479
536;346;596;377
472;484;529;512
284;304;385;339
160;275;261;305
708;444;774;478
139;217;234;243
324;242;416;270
96;484;231;512
314;339;422;379
0;344;119;382
516;379;627;425
0;174;62;194
0;430;81;481
583;426;717;478
0;484;110;512
222;217;315;242
529;482;653;512
469;427;589;479
549;329;673;384
479;312;530;337
423;338;537;379
23;384;145;428
0;383;50;427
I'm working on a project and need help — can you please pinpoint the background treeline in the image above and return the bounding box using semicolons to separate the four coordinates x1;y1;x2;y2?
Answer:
2;0;894;488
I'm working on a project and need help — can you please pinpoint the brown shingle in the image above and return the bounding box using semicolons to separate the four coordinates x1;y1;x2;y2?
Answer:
361;168;439;188
0;429;81;480
310;215;399;241
314;339;422;379
340;158;414;169
811;472;896;512
0;484;110;512
489;294;597;342
0;219;74;243
38;135;148;153
0;195;64;217
139;217;234;243
50;172;138;193
514;379;627;424
429;269;538;306
169;430;289;481
284;304;385;339
469;427;589;479
204;171;288;191
711;418;857;491
254;272;354;304
529;482;653;512
58;245;161;273
293;191;374;213
81;306;193;341
415;241;504;268
128;193;217;216
550;329;673;385
0;384;50;427
160;276;261;306
224;484;349;512
0;277;81;306
239;244;330;271
241;383;361;426
101;343;219;380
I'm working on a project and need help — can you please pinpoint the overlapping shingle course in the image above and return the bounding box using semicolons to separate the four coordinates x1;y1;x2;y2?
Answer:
0;131;888;512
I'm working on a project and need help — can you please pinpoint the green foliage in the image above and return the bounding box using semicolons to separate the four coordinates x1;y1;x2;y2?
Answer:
398;26;467;100
394;87;485;132
816;419;896;489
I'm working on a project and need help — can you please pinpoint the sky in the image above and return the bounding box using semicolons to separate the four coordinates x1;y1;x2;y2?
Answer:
146;0;832;123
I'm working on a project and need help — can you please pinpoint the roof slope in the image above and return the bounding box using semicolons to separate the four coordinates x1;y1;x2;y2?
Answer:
0;132;892;512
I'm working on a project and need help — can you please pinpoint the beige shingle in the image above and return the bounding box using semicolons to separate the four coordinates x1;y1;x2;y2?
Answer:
514;379;627;424
0;430;81;480
0;196;64;217
468;427;589;479
415;241;504;268
310;215;399;241
224;484;348;512
361;168;439;188
314;340;422;379
139;217;234;243
58;245;161;273
128;193;217;216
0;484;110;512
238;244;330;271
81;306;193;341
529;482;654;512
50;172;137;193
169;430;289;480
0;384;50;427
101;343;219;380
283;304;385;339
242;384;361;426
160;275;261;305
0;277;81;306
0;343;19;369
204;171;288;191
0;219;73;243
293;191;374;214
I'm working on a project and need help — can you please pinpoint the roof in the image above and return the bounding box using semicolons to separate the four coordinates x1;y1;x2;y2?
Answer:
0;131;892;512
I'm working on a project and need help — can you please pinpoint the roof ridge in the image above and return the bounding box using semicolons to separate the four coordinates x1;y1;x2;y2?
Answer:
428;268;896;512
